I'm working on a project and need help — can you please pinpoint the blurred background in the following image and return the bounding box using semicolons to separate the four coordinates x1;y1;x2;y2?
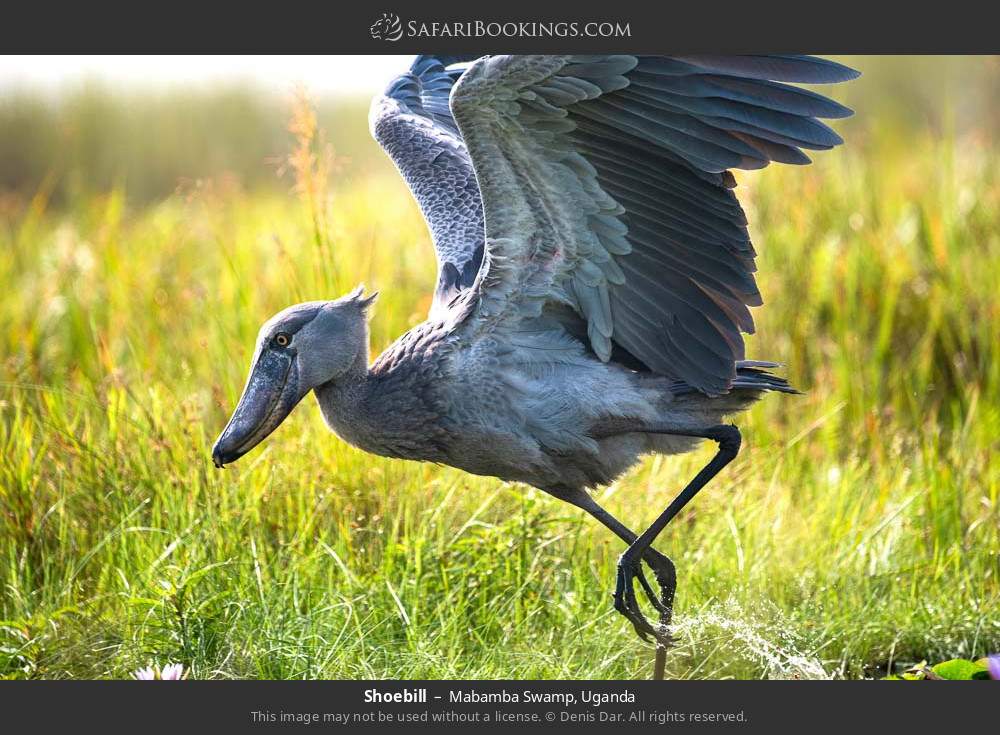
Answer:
0;56;997;680
0;56;996;203
1;56;998;204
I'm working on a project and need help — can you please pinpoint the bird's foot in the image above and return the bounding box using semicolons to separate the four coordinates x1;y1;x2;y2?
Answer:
613;548;676;649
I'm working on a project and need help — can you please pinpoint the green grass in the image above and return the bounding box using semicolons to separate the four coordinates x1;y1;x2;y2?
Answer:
1;64;999;679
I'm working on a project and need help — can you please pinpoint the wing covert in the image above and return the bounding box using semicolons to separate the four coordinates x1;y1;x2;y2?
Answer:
449;54;857;395
370;55;485;317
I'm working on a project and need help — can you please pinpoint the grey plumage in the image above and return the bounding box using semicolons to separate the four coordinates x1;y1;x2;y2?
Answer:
370;58;485;319
370;54;855;395
213;54;855;663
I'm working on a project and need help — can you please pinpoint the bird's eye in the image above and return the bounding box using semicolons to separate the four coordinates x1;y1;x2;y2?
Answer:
274;333;291;348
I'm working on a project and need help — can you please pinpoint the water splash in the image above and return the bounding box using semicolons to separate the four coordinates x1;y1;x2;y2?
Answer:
672;598;829;679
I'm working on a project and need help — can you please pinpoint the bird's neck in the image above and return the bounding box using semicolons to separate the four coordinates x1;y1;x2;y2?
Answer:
312;352;379;453
312;361;430;461
313;326;450;462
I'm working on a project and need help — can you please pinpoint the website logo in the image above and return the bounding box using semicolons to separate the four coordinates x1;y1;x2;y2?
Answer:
370;13;403;41
368;15;631;41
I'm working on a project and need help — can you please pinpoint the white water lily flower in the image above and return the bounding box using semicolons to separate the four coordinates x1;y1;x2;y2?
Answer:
160;663;185;680
132;663;187;680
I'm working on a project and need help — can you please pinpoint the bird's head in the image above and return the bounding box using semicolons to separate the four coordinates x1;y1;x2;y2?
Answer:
211;286;376;468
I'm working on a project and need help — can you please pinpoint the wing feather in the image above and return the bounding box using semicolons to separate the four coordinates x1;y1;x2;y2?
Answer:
370;55;484;317
446;54;855;394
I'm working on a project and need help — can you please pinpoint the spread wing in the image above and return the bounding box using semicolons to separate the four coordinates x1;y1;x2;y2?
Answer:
369;55;485;318
449;55;858;395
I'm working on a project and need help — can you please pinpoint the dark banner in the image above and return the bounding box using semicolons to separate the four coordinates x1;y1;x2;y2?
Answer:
2;679;996;732
2;1;1000;53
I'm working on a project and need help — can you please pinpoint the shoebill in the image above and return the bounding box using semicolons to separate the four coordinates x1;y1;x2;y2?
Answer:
212;54;857;676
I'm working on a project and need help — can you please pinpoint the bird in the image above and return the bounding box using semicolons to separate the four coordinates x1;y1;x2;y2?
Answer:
212;54;857;672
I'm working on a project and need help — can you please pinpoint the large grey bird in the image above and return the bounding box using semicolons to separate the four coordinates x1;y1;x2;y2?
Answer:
212;54;857;664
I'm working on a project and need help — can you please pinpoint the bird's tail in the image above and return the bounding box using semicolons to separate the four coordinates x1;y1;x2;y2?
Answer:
667;360;800;398
730;360;800;395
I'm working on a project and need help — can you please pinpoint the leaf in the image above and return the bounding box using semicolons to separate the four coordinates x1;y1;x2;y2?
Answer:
971;659;992;680
930;659;981;681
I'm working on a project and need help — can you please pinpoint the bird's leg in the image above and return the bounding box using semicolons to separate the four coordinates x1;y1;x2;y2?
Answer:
561;491;677;646
614;424;742;645
553;424;739;679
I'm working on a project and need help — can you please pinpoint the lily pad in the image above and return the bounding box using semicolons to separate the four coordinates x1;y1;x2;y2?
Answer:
930;659;986;681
